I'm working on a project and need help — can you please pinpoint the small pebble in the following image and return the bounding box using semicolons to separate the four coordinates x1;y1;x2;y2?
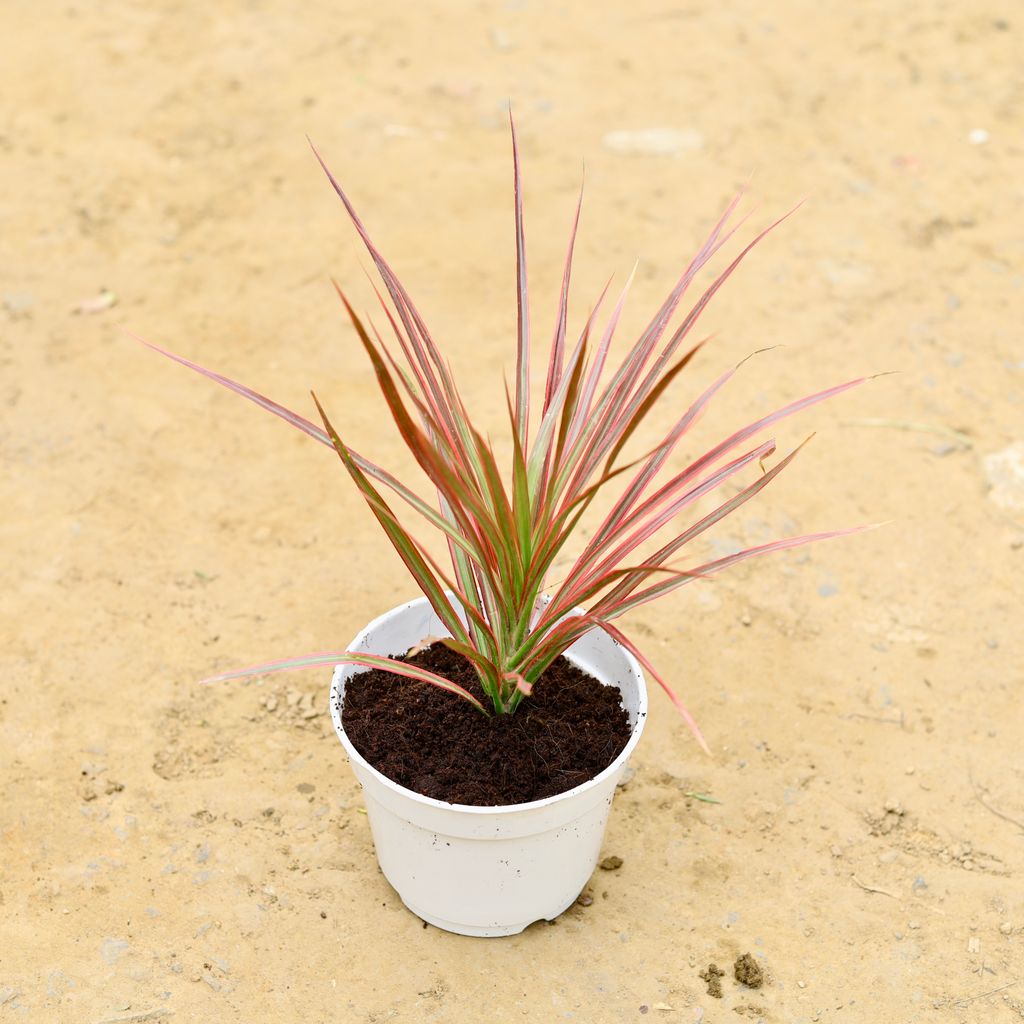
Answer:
984;443;1024;511
602;127;704;157
600;856;624;871
489;27;515;51
1000;922;1014;935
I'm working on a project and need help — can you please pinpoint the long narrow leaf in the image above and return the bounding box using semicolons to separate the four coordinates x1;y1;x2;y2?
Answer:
510;111;531;449
203;651;485;712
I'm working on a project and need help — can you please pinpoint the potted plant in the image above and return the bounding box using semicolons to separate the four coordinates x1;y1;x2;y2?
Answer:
142;119;873;936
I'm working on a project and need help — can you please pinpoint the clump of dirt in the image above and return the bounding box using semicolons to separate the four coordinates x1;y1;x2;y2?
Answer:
699;963;724;998
599;855;624;871
341;643;630;806
733;952;764;989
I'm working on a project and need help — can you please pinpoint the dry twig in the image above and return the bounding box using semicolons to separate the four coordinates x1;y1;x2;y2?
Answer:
851;875;899;899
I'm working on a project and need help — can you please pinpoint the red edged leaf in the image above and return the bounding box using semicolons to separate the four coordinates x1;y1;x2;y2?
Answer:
609;525;881;622
312;392;472;647
603;336;710;469
200;650;485;713
598;621;710;753
543;179;583;412
505;671;533;697
133;333;331;447
509;111;531;448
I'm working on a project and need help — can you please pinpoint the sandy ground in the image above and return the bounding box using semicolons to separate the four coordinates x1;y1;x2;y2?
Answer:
3;1;1023;1021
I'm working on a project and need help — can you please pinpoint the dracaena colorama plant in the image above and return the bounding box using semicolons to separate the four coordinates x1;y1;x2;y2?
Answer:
142;119;874;752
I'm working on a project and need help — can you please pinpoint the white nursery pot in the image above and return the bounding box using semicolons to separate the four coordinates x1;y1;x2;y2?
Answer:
329;595;648;937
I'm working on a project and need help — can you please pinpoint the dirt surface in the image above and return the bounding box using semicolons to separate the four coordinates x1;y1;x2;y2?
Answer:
341;645;629;805
2;1;1023;1021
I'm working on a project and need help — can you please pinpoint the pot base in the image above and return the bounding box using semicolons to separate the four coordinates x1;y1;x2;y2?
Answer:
405;892;580;938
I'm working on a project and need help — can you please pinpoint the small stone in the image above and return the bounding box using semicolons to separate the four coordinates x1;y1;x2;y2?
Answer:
908;920;921;930
830;845;843;858
101;937;131;964
600;856;624;871
576;893;593;907
984;443;1024;511
740;612;752;626
883;798;903;814
264;696;278;712
602;128;704;157
3;292;35;318
490;27;515;51
1000;922;1014;935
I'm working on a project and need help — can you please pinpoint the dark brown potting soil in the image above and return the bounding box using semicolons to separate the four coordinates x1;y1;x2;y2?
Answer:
340;643;631;806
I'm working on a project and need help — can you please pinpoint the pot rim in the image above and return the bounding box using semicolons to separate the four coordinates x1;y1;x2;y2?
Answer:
329;595;649;816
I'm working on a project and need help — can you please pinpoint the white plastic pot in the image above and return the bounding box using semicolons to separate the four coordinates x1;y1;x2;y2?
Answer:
329;595;648;937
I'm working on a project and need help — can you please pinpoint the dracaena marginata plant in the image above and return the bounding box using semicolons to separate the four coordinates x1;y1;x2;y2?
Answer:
142;120;875;751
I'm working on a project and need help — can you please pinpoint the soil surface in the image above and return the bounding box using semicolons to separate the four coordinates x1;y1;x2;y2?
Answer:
3;2;1023;1022
341;645;629;805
